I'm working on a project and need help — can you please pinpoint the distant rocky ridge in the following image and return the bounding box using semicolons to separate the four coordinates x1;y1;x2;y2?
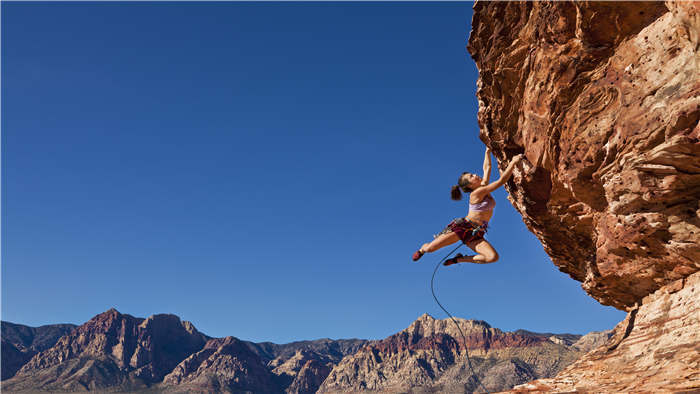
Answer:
318;314;607;393
1;322;77;380
1;308;608;393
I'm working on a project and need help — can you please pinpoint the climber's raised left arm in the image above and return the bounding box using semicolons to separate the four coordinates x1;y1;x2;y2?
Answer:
481;147;491;186
473;154;523;198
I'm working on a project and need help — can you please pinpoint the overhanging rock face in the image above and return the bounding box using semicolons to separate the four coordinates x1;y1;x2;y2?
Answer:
468;1;699;310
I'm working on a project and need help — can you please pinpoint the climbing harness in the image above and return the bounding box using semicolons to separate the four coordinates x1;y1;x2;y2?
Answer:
467;219;487;237
430;244;490;394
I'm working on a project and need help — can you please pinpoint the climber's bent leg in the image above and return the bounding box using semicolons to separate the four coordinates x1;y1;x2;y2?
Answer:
421;231;460;254
444;239;498;265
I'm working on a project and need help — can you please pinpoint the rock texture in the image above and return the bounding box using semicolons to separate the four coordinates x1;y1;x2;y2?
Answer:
160;336;279;393
467;0;699;391
468;0;699;310
248;338;368;366
317;314;593;393
0;309;369;393
1;322;76;380
269;349;334;394
1;310;600;393
512;271;700;392
3;308;209;392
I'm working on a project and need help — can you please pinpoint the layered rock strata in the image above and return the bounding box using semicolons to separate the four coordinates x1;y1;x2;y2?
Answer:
512;270;700;392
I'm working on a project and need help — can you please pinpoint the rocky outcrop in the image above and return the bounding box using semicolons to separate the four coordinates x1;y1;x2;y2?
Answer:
269;349;334;394
3;308;209;391
1;322;77;354
1;322;76;380
318;314;591;393
161;336;279;393
2;340;34;382
467;0;699;391
468;1;699;310
512;271;700;392
248;338;369;365
570;330;612;353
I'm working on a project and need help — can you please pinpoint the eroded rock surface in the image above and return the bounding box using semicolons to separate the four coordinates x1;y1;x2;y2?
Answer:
512;271;700;393
0;322;76;380
161;336;279;393
467;1;700;391
270;349;334;394
468;0;699;310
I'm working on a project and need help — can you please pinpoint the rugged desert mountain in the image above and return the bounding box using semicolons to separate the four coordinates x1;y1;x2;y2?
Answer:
160;336;279;393
1;322;76;380
269;348;335;394
3;308;209;392
1;321;77;353
467;1;699;391
0;310;369;393
317;313;602;393
248;338;368;365
1;310;602;393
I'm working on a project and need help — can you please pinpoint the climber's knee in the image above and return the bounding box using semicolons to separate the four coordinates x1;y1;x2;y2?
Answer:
484;251;499;263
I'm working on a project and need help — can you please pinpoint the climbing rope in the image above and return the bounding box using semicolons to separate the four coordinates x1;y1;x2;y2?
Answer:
430;244;490;394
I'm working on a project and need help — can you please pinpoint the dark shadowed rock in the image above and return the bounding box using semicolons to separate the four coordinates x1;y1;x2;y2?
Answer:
1;322;77;381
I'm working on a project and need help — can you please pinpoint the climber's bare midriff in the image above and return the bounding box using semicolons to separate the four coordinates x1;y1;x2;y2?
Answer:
465;210;493;224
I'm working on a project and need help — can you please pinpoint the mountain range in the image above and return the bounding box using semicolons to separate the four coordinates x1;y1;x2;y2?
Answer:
1;308;609;393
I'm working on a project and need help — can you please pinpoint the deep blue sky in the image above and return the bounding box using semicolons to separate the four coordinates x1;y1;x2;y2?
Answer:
2;2;625;343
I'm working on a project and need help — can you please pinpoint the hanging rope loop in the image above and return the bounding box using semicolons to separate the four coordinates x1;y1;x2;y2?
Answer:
430;244;490;394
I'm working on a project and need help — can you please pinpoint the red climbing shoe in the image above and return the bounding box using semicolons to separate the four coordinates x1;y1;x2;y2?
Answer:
412;249;424;262
443;253;464;266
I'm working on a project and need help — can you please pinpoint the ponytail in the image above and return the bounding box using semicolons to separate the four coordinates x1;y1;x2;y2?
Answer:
451;173;474;200
451;185;462;200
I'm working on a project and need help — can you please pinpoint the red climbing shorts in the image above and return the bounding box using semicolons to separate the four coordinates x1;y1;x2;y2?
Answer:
435;218;488;244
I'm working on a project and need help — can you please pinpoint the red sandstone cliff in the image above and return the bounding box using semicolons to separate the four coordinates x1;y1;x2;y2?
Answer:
467;1;699;391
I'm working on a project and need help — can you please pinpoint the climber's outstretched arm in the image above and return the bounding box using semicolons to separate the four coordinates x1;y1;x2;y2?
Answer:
481;147;491;186
473;154;523;199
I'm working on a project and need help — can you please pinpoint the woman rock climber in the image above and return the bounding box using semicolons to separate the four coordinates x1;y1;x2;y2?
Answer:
412;148;524;266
